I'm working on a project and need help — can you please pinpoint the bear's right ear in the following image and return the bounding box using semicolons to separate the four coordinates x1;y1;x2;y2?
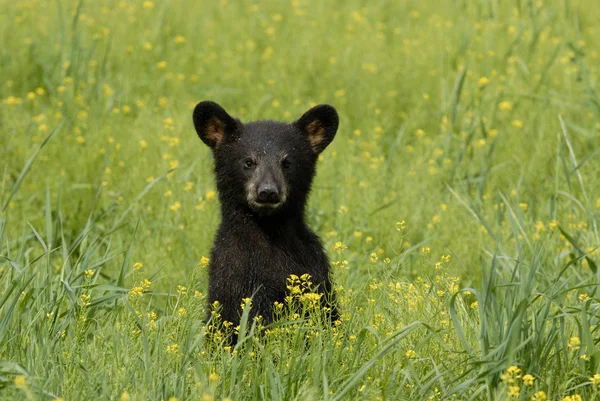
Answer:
192;101;237;149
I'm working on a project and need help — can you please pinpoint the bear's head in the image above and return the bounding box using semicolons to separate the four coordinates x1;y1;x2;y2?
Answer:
193;101;338;216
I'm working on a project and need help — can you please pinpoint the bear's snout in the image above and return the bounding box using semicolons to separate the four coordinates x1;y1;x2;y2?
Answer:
257;183;281;204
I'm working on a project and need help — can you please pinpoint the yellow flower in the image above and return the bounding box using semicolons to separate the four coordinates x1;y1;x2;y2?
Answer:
499;101;513;111
205;190;216;200
177;285;187;294
507;366;521;375
502;366;522;384
590;373;600;386
478;76;490;87
84;269;94;279
405;349;416;358
200;256;210;268
334;241;347;253
120;392;130;401
174;35;185;44
169;201;181;212
421;247;430;255
370;253;378;264
522;374;535;386
534;221;545;232
133;262;143;271
568;337;581;349
511;120;523;128
167;343;179;354
395;221;406;231
14;375;26;389
157;61;167;69
531;391;547;401
143;1;154;9
129;287;142;298
508;385;520;397
78;293;90;307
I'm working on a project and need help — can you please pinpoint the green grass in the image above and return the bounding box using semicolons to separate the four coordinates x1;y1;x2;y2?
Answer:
1;0;600;399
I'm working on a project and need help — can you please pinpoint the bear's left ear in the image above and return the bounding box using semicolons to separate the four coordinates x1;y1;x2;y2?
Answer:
294;104;339;154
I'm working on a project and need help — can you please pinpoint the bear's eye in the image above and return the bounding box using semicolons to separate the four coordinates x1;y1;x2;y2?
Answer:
244;158;255;169
282;159;291;169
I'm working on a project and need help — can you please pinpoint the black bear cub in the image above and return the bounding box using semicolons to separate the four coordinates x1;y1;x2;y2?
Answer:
192;100;339;332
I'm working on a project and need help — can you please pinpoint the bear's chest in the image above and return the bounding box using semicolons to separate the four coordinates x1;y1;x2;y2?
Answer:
240;231;316;269
207;219;332;324
212;227;326;288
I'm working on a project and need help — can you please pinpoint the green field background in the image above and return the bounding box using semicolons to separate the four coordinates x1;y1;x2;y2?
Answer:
1;0;599;400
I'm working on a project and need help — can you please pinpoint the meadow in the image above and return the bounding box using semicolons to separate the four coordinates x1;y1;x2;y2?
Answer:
1;0;600;399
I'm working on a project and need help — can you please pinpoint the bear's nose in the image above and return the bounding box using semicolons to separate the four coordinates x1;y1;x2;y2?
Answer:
257;184;280;203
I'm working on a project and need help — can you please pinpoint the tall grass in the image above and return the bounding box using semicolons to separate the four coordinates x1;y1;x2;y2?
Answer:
1;0;599;400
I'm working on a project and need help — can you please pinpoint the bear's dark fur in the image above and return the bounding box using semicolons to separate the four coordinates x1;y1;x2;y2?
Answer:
192;101;339;331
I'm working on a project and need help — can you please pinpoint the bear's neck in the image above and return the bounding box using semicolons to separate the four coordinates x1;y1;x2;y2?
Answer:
220;205;309;236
